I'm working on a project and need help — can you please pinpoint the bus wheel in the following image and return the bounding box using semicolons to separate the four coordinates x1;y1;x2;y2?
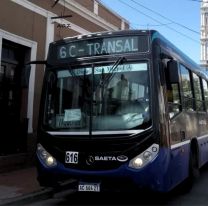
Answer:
181;149;199;193
189;148;200;179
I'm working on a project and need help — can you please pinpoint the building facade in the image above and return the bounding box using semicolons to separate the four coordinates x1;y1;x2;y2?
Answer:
0;0;129;170
201;0;208;69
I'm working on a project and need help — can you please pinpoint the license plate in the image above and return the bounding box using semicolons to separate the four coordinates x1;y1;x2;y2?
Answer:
78;182;100;192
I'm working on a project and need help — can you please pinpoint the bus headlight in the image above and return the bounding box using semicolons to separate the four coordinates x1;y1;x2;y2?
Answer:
37;143;57;167
129;144;159;169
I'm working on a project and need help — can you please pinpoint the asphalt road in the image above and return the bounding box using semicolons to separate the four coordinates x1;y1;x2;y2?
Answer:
27;164;208;206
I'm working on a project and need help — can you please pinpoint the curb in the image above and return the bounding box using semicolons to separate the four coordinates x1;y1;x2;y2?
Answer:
0;188;54;206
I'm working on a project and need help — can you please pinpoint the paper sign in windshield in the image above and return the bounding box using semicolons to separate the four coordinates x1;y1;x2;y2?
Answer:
64;109;81;122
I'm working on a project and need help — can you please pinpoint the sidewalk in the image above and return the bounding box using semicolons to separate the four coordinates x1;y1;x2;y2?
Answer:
0;167;53;205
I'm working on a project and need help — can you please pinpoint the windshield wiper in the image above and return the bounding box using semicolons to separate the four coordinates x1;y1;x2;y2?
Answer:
99;56;126;88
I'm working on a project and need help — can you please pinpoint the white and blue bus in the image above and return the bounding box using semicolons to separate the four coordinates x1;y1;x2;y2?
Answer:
34;30;208;193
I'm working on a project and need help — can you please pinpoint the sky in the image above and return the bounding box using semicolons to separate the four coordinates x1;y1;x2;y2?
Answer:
100;0;201;64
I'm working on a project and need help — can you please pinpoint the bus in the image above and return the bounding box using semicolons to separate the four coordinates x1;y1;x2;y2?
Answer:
34;30;208;193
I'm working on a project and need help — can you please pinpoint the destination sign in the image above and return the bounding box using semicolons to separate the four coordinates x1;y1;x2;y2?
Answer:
56;36;148;59
57;63;147;78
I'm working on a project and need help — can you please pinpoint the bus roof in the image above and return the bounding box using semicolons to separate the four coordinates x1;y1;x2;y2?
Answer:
51;30;151;46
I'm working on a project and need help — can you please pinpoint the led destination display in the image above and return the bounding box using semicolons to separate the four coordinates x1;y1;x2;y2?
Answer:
56;36;148;59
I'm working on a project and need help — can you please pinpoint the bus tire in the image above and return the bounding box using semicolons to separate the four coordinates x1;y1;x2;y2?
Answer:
181;144;199;193
190;149;200;179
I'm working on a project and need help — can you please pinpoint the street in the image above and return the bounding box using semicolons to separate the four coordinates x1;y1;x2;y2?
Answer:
27;164;208;206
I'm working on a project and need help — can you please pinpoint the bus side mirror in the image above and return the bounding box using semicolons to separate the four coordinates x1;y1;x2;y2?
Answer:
167;60;179;84
21;64;31;88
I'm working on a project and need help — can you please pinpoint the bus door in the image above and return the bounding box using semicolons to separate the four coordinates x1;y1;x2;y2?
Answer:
166;60;189;186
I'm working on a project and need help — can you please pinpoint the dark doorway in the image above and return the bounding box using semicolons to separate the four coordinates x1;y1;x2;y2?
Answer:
0;39;30;155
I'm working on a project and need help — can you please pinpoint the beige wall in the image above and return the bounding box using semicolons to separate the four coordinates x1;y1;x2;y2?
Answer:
54;24;80;41
99;4;122;29
75;0;94;12
29;0;120;32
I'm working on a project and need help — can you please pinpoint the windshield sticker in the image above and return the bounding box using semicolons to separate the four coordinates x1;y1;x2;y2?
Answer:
56;114;82;128
64;109;81;122
57;63;147;78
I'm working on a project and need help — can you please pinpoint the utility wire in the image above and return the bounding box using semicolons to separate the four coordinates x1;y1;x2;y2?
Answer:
187;0;208;3
118;0;200;44
188;0;206;2
134;23;173;27
130;0;200;35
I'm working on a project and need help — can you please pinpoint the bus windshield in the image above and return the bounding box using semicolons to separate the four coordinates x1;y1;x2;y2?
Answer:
43;61;151;132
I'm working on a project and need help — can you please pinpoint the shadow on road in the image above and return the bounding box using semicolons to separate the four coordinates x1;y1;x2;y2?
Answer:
49;164;208;206
61;190;176;206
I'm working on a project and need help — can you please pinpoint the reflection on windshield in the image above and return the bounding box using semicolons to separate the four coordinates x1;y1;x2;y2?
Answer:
44;62;151;132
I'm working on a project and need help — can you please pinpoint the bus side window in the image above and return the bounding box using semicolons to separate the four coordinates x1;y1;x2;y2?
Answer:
202;79;208;112
180;65;194;111
192;73;204;111
167;84;181;118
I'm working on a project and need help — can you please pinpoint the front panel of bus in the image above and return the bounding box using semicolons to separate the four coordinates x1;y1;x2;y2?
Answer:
36;31;170;192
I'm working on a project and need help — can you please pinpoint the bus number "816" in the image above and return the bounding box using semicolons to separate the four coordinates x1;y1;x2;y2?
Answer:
65;151;79;164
